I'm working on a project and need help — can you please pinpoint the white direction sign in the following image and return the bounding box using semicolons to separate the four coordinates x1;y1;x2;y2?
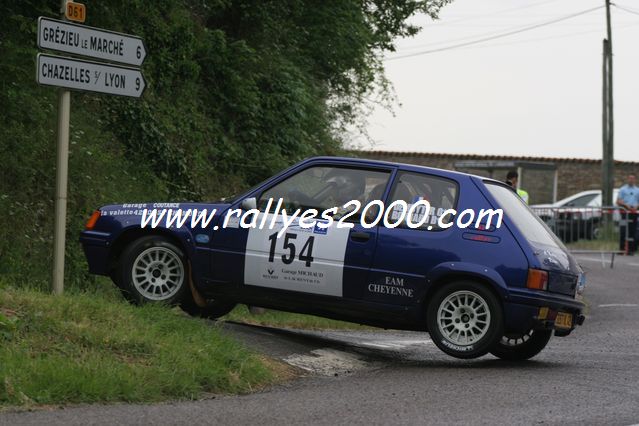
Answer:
37;53;146;98
38;17;146;66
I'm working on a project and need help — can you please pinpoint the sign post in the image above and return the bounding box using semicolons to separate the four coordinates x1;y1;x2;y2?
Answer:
51;0;71;295
40;2;146;294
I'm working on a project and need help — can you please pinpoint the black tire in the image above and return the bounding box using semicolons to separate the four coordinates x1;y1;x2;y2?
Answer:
116;235;189;305
490;329;552;361
426;281;504;359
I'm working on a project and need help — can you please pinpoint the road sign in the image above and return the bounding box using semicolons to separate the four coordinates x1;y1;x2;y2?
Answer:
65;2;86;23
37;17;146;66
37;53;146;98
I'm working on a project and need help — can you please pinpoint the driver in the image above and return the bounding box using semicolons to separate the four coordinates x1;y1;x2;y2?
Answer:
324;173;366;217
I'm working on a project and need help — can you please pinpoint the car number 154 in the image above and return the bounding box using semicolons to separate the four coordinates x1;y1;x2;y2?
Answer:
244;214;350;297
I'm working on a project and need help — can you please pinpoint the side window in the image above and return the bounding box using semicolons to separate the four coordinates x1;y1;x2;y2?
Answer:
258;166;391;220
564;194;597;207
385;172;458;231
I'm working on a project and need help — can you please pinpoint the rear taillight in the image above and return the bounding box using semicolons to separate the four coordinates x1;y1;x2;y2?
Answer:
85;210;101;230
526;268;548;291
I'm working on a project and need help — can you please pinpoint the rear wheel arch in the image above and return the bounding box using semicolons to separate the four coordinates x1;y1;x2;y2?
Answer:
424;273;505;312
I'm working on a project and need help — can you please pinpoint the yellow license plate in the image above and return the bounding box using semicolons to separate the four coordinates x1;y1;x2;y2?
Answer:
555;312;573;329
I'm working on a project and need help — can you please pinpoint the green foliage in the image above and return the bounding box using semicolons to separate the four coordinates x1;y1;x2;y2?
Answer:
0;285;277;406
0;311;18;341
0;0;450;290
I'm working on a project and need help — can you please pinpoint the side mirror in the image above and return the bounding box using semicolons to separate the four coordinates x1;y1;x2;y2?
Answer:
241;197;257;210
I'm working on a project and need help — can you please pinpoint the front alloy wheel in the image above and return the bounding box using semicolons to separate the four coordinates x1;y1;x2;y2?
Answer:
131;246;184;301
117;236;188;305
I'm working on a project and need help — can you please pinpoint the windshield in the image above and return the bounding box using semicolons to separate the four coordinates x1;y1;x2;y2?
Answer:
485;182;562;248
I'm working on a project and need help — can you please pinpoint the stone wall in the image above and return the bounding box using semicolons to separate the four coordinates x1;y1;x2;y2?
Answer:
353;151;639;205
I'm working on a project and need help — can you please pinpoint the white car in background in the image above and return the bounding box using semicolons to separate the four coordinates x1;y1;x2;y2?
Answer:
531;189;620;242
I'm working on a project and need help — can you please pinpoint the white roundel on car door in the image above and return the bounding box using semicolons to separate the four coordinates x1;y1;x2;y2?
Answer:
244;214;349;297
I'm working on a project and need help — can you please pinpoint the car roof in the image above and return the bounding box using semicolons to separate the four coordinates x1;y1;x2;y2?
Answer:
558;188;619;202
535;188;620;208
303;156;501;185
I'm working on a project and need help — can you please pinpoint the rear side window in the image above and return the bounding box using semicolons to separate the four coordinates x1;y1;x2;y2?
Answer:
485;182;561;247
384;172;458;230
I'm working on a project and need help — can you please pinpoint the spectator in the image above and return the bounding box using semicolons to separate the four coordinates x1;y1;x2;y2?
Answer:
616;173;639;254
505;170;530;204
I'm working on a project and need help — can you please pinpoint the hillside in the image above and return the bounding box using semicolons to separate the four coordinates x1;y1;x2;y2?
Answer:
0;1;448;289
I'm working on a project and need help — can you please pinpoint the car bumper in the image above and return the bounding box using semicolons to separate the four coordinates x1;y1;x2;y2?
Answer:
504;288;585;336
79;230;111;275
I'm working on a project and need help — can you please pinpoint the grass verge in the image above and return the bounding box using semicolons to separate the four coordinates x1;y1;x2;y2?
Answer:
566;238;619;251
0;284;283;409
223;305;374;330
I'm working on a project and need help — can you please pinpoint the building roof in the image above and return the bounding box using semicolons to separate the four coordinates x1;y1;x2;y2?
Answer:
354;150;639;166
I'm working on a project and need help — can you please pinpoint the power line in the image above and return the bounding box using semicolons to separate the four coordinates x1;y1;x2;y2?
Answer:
450;21;639;52
385;5;605;61
427;0;565;27
394;19;606;53
398;2;579;51
614;4;639;16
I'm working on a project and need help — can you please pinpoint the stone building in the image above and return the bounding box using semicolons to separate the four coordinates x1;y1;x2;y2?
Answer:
354;150;639;205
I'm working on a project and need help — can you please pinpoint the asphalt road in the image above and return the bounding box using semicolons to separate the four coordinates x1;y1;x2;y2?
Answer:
3;254;639;425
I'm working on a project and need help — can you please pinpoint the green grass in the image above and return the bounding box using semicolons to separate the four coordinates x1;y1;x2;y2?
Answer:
223;305;373;330
0;284;287;409
566;238;619;251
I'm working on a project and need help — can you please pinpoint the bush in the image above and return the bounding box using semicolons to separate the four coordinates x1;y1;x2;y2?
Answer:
0;1;449;290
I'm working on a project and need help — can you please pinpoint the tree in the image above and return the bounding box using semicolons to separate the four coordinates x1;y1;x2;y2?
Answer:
0;0;450;289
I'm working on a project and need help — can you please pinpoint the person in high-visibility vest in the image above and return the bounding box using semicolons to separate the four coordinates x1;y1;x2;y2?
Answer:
506;170;529;204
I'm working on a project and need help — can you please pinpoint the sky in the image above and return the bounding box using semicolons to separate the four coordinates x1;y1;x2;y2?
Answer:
357;0;639;161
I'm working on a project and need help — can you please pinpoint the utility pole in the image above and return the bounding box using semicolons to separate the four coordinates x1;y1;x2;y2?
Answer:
52;0;71;295
602;0;614;207
602;39;609;207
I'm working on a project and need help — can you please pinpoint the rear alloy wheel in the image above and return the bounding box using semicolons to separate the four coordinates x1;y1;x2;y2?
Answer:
427;281;504;359
490;329;552;361
118;236;188;305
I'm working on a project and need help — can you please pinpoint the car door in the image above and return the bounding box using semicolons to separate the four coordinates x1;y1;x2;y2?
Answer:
240;163;393;300
367;171;460;306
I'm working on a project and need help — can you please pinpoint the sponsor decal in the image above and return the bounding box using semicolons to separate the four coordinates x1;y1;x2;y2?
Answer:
313;221;328;235
103;209;140;216
244;213;349;297
152;203;180;208
194;234;210;244
367;276;414;298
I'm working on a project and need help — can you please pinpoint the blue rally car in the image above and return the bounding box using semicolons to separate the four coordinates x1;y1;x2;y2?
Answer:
80;157;585;360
